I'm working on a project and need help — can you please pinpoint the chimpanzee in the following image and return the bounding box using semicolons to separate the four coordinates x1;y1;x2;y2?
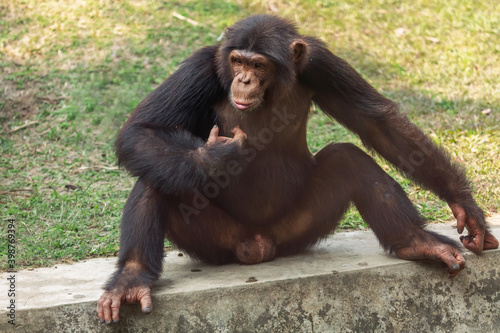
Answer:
97;15;498;323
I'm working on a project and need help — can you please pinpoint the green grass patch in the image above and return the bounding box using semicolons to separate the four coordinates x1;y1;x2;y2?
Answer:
1;0;498;270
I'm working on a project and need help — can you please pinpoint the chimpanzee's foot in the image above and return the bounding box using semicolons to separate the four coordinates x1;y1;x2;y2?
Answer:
235;234;276;264
97;284;152;324
394;235;466;278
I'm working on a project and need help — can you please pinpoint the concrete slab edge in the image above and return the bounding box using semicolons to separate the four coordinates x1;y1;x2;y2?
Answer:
3;249;499;333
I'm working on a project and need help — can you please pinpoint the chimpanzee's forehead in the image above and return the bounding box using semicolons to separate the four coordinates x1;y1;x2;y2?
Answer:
222;15;299;65
224;15;298;49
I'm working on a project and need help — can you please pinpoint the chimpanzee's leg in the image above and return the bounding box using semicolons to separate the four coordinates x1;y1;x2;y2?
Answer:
97;180;251;323
268;143;465;275
97;180;167;324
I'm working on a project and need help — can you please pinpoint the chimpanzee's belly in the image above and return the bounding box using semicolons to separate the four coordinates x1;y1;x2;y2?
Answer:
210;153;314;226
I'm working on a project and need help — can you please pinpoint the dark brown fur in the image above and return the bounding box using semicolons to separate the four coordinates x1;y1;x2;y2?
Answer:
97;15;498;324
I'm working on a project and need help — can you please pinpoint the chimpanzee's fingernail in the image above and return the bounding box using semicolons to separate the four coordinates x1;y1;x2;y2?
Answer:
144;307;152;314
452;263;460;271
100;319;104;324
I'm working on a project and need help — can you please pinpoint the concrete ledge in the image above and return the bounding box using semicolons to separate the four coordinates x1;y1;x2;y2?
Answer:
2;216;499;332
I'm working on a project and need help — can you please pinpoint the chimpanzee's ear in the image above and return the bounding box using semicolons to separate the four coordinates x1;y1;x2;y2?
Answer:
290;40;309;71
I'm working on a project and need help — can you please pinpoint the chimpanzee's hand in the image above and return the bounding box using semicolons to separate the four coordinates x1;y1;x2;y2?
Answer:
206;125;247;146
196;125;248;177
449;203;499;254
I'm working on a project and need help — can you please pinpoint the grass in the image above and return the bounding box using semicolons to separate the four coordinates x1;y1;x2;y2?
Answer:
1;0;498;270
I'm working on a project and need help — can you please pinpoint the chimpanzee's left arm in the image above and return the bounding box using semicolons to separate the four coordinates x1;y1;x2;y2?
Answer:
300;36;498;253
